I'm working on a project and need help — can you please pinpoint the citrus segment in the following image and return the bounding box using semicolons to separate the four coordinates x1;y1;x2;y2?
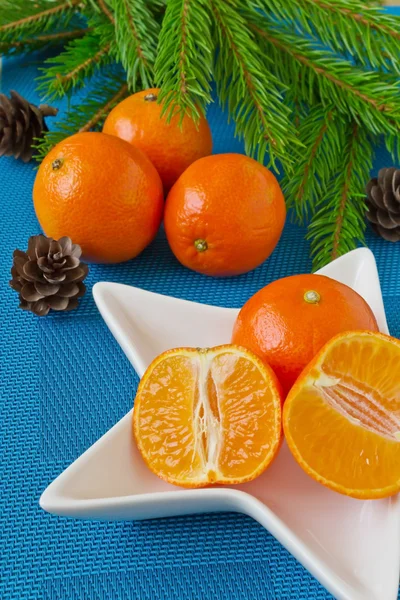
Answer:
283;331;400;499
133;345;283;487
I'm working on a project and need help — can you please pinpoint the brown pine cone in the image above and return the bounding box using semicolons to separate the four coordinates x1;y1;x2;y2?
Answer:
10;235;88;316
366;167;400;242
0;90;58;162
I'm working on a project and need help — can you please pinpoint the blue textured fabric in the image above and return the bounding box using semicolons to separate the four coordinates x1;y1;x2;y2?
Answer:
1;46;400;600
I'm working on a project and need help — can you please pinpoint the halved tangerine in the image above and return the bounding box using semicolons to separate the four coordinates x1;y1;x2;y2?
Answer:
133;345;283;487
283;331;400;499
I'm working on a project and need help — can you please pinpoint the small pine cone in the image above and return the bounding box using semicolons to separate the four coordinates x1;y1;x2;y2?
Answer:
0;90;58;162
10;235;88;316
366;167;400;242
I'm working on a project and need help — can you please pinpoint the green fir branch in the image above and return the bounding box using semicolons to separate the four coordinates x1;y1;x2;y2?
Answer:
0;27;89;57
299;0;400;73
212;0;298;171
249;18;400;137
0;0;80;42
282;106;347;224
155;0;213;121
111;0;159;90
36;25;114;100
250;0;400;74
33;74;129;161
306;122;374;271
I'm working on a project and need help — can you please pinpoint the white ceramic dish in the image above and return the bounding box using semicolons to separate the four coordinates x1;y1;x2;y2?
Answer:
40;248;399;600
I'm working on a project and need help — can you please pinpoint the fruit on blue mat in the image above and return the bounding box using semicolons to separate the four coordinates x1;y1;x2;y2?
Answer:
33;132;164;263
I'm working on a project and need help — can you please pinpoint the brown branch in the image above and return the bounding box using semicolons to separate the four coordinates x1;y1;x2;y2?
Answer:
304;0;400;41
253;27;392;114
331;122;358;259
0;0;81;32
98;0;115;24
1;28;90;48
79;84;128;132
213;6;277;147
123;0;147;64
296;111;333;200
57;43;110;84
179;0;190;94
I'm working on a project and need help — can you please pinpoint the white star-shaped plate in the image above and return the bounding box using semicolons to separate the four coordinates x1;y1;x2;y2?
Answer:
40;248;400;600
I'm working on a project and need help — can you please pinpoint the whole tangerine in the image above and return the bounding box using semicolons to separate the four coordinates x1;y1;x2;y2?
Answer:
232;274;379;395
164;153;286;277
33;132;164;263
103;88;212;192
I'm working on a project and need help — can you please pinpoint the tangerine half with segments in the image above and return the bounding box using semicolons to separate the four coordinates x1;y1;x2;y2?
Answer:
283;331;400;499
133;345;283;487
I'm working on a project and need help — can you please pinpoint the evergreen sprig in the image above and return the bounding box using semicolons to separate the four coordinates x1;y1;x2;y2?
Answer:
212;0;298;170
282;106;345;224
112;0;159;90
36;22;115;100
307;121;374;271
251;0;400;74
0;0;80;43
250;16;400;137
33;72;129;161
1;0;400;269
155;0;213;121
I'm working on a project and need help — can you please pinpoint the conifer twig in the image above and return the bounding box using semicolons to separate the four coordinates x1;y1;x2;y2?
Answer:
98;0;115;24
0;0;81;32
212;0;297;170
78;83;128;131
0;28;90;55
33;72;129;160
36;29;114;99
57;43;110;86
155;0;213;120
112;0;159;90
249;18;400;136
306;122;374;270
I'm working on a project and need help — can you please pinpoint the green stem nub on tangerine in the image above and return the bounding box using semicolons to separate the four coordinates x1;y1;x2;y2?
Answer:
304;290;321;304
52;158;64;171
194;239;208;253
144;93;157;102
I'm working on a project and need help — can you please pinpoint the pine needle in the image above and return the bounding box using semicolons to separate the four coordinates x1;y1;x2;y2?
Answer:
282;106;346;224
250;18;400;137
0;0;80;42
212;0;299;171
250;0;400;74
111;0;159;90
306;122;374;270
36;24;115;99
155;0;213;121
33;72;129;160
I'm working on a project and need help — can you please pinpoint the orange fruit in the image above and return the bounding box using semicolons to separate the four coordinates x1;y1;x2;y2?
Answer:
103;88;212;192
133;345;283;487
232;274;379;395
33;132;163;263
164;153;286;277
283;331;400;499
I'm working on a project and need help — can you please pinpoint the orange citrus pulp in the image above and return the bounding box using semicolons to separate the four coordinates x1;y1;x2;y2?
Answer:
283;331;400;499
133;345;283;487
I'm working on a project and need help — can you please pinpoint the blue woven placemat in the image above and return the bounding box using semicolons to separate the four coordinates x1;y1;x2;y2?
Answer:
1;49;400;600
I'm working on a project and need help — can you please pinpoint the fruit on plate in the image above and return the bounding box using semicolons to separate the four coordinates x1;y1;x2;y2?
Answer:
103;88;212;192
133;345;283;487
33;132;163;263
283;331;400;499
232;274;379;395
164;153;286;277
